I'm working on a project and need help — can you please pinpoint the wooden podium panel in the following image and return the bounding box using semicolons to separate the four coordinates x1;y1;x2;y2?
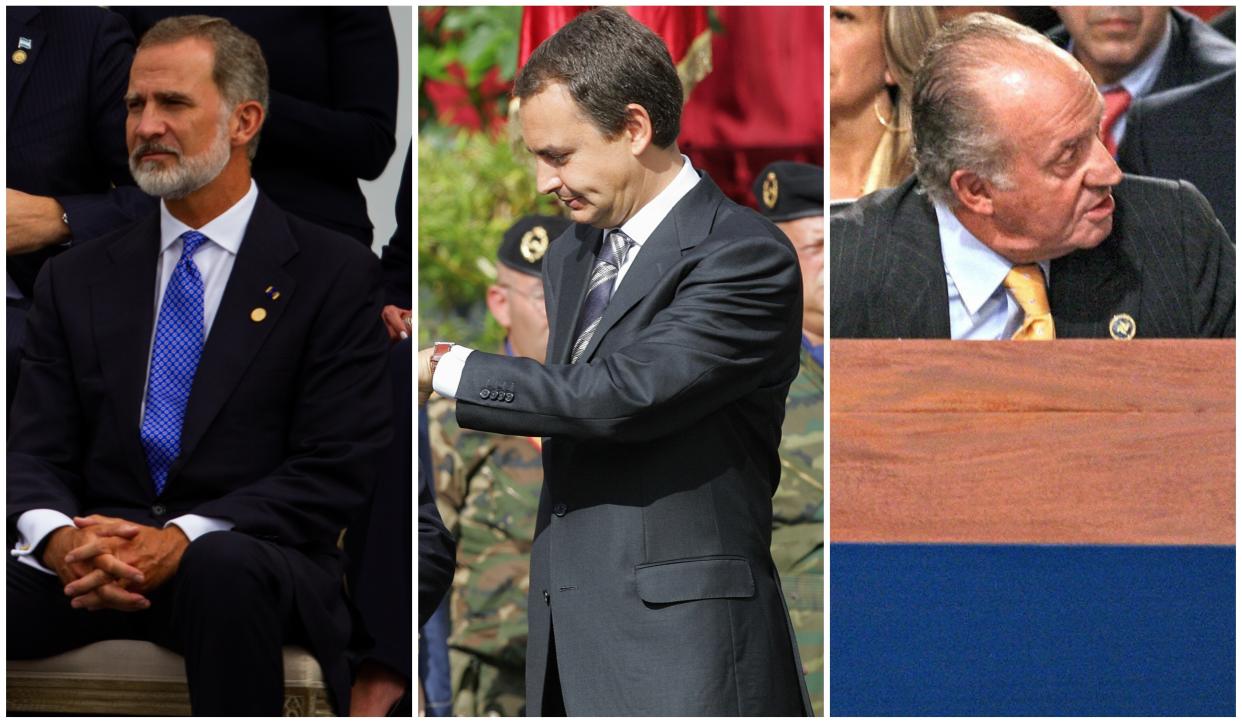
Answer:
830;340;1235;545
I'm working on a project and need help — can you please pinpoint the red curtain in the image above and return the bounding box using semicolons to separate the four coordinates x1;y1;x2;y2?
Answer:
679;7;824;207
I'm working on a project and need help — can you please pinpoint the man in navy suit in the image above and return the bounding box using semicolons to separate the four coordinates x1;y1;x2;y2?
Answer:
1048;7;1235;155
6;15;390;715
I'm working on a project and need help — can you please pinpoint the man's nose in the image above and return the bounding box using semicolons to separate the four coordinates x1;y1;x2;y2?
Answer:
132;106;168;141
535;160;561;196
1086;135;1124;187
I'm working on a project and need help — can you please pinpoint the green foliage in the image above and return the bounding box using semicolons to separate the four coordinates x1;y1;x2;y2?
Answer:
419;7;522;134
418;128;562;348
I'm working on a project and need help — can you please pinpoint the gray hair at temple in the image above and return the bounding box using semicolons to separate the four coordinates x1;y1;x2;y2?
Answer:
911;13;1073;206
138;15;270;159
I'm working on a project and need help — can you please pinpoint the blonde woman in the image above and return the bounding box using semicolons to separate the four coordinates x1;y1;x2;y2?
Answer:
830;6;939;201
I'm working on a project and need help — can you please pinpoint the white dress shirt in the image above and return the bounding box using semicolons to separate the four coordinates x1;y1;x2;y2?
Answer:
934;200;1051;340
11;180;259;573
434;156;701;399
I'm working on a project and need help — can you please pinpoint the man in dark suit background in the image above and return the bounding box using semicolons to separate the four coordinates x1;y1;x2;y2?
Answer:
6;7;157;408
418;8;811;716
831;13;1234;340
6;15;391;715
1117;70;1235;240
1048;6;1234;156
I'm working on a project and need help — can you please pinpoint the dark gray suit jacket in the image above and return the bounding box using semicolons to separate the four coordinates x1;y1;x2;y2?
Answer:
831;176;1235;339
453;173;812;715
1048;8;1236;96
1118;70;1235;240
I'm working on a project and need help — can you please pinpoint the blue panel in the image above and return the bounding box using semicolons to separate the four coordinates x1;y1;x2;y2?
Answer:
830;544;1235;715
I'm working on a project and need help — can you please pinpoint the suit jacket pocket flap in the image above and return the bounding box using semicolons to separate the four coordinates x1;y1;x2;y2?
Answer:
635;556;755;604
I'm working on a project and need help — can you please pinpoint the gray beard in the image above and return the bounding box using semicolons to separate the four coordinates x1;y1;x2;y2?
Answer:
129;120;232;200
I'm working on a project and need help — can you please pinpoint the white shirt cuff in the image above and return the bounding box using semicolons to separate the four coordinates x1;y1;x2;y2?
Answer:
432;345;474;400
167;514;233;541
11;509;75;575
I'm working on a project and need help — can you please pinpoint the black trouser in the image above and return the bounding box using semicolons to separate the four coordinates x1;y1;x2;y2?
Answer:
8;532;299;715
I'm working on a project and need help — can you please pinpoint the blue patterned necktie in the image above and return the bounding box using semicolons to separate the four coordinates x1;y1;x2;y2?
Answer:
571;229;634;363
141;230;209;496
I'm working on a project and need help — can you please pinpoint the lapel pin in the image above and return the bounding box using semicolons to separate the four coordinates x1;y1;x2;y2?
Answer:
13;37;31;65
1109;313;1136;340
251;307;268;323
264;285;280;300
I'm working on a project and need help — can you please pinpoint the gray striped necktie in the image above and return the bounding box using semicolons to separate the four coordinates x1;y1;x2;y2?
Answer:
570;229;634;363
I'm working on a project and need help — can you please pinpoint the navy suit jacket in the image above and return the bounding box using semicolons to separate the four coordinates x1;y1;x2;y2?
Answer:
7;192;392;707
116;7;399;245
6;6;155;297
1118;70;1236;240
454;173;813;715
830;176;1235;339
1048;8;1236;96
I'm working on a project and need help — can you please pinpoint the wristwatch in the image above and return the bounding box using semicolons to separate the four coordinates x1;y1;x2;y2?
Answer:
429;341;454;378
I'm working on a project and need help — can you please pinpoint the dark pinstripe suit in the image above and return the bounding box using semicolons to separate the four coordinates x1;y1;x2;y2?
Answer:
830;175;1235;339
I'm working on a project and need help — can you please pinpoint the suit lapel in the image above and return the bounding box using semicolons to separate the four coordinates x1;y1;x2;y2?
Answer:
1050;228;1140;338
175;194;297;469
879;183;952;338
93;213;161;488
549;224;600;364
576;176;721;363
7;9;44;124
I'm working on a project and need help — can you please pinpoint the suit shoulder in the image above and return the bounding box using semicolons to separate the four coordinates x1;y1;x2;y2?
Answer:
1115;175;1224;240
1175;8;1237;71
713;198;795;249
283;211;380;268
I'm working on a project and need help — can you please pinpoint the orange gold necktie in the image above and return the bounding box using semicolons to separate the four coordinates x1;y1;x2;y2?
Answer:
1003;264;1055;340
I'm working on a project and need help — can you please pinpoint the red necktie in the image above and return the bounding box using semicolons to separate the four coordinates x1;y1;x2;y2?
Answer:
1100;87;1132;157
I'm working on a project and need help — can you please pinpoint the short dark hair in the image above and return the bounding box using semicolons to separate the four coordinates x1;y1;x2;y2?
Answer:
139;15;269;159
514;8;683;148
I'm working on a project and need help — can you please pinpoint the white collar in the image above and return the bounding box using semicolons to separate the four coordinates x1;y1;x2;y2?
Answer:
615;154;700;247
934;200;1050;315
158;179;259;255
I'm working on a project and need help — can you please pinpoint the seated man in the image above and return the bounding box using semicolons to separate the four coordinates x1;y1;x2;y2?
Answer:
831;13;1234;340
6;15;391;716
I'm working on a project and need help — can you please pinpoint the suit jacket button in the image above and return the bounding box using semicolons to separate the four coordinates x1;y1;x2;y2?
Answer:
504;392;514;403
543;589;550;605
152;504;166;516
479;389;489;400
553;502;567;516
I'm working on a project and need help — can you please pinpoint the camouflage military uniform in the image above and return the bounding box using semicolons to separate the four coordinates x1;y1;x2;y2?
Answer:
428;395;543;717
771;343;824;715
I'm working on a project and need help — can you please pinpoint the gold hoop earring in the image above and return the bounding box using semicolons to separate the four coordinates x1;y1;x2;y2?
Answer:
873;96;910;132
873;97;894;128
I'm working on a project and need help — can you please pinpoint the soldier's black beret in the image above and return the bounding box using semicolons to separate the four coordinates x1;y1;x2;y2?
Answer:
751;161;824;222
498;215;572;277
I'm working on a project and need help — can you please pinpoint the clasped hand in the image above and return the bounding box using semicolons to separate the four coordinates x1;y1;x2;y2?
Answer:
44;515;189;612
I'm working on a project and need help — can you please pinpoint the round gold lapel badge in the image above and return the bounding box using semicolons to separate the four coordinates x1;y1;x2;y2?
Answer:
1109;313;1136;340
12;49;27;65
251;307;268;323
